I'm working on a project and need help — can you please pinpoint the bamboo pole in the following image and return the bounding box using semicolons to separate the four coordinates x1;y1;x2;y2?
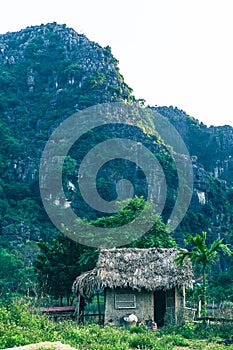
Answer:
97;291;101;325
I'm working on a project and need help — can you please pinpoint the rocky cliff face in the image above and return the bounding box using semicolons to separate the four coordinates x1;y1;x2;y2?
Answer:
0;22;137;246
155;106;233;187
0;22;134;182
0;23;232;249
153;106;233;246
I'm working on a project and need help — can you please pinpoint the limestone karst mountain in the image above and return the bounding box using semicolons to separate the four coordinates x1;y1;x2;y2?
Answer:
0;22;232;255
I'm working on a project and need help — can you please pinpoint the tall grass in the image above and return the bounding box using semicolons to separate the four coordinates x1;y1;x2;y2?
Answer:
0;300;233;349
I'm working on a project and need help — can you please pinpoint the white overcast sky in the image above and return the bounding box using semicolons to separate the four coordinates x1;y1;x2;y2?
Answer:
1;0;232;127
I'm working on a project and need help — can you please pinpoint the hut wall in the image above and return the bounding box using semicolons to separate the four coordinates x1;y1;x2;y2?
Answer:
176;286;185;308
104;287;154;326
165;288;175;325
164;287;185;325
175;286;186;324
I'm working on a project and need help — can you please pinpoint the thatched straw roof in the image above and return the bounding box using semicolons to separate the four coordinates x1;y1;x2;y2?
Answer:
73;248;193;298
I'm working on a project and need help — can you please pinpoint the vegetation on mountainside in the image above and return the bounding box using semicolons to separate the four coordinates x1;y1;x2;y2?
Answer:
0;23;233;310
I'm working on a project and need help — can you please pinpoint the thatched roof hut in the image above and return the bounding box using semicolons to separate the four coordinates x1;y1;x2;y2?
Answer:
73;247;193;299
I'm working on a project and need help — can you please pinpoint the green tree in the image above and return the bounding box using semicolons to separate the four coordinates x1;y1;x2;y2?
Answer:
0;246;40;300
64;196;177;248
0;249;23;296
175;231;232;316
37;197;175;305
34;234;97;305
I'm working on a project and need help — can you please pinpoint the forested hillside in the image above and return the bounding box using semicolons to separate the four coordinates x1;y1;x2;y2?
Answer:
0;22;232;303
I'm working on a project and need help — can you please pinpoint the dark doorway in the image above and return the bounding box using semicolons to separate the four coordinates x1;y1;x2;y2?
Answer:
154;290;166;327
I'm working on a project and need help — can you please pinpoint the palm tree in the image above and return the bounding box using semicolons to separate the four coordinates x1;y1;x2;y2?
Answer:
175;231;232;316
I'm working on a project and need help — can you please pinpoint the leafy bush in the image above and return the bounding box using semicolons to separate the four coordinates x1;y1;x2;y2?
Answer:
128;334;158;349
161;334;190;346
0;301;61;348
129;325;148;334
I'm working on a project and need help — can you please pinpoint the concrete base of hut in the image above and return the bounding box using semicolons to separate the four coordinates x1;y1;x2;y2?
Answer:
104;287;154;326
104;286;185;327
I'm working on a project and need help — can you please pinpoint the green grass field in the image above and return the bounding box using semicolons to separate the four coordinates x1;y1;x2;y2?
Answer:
0;301;233;350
